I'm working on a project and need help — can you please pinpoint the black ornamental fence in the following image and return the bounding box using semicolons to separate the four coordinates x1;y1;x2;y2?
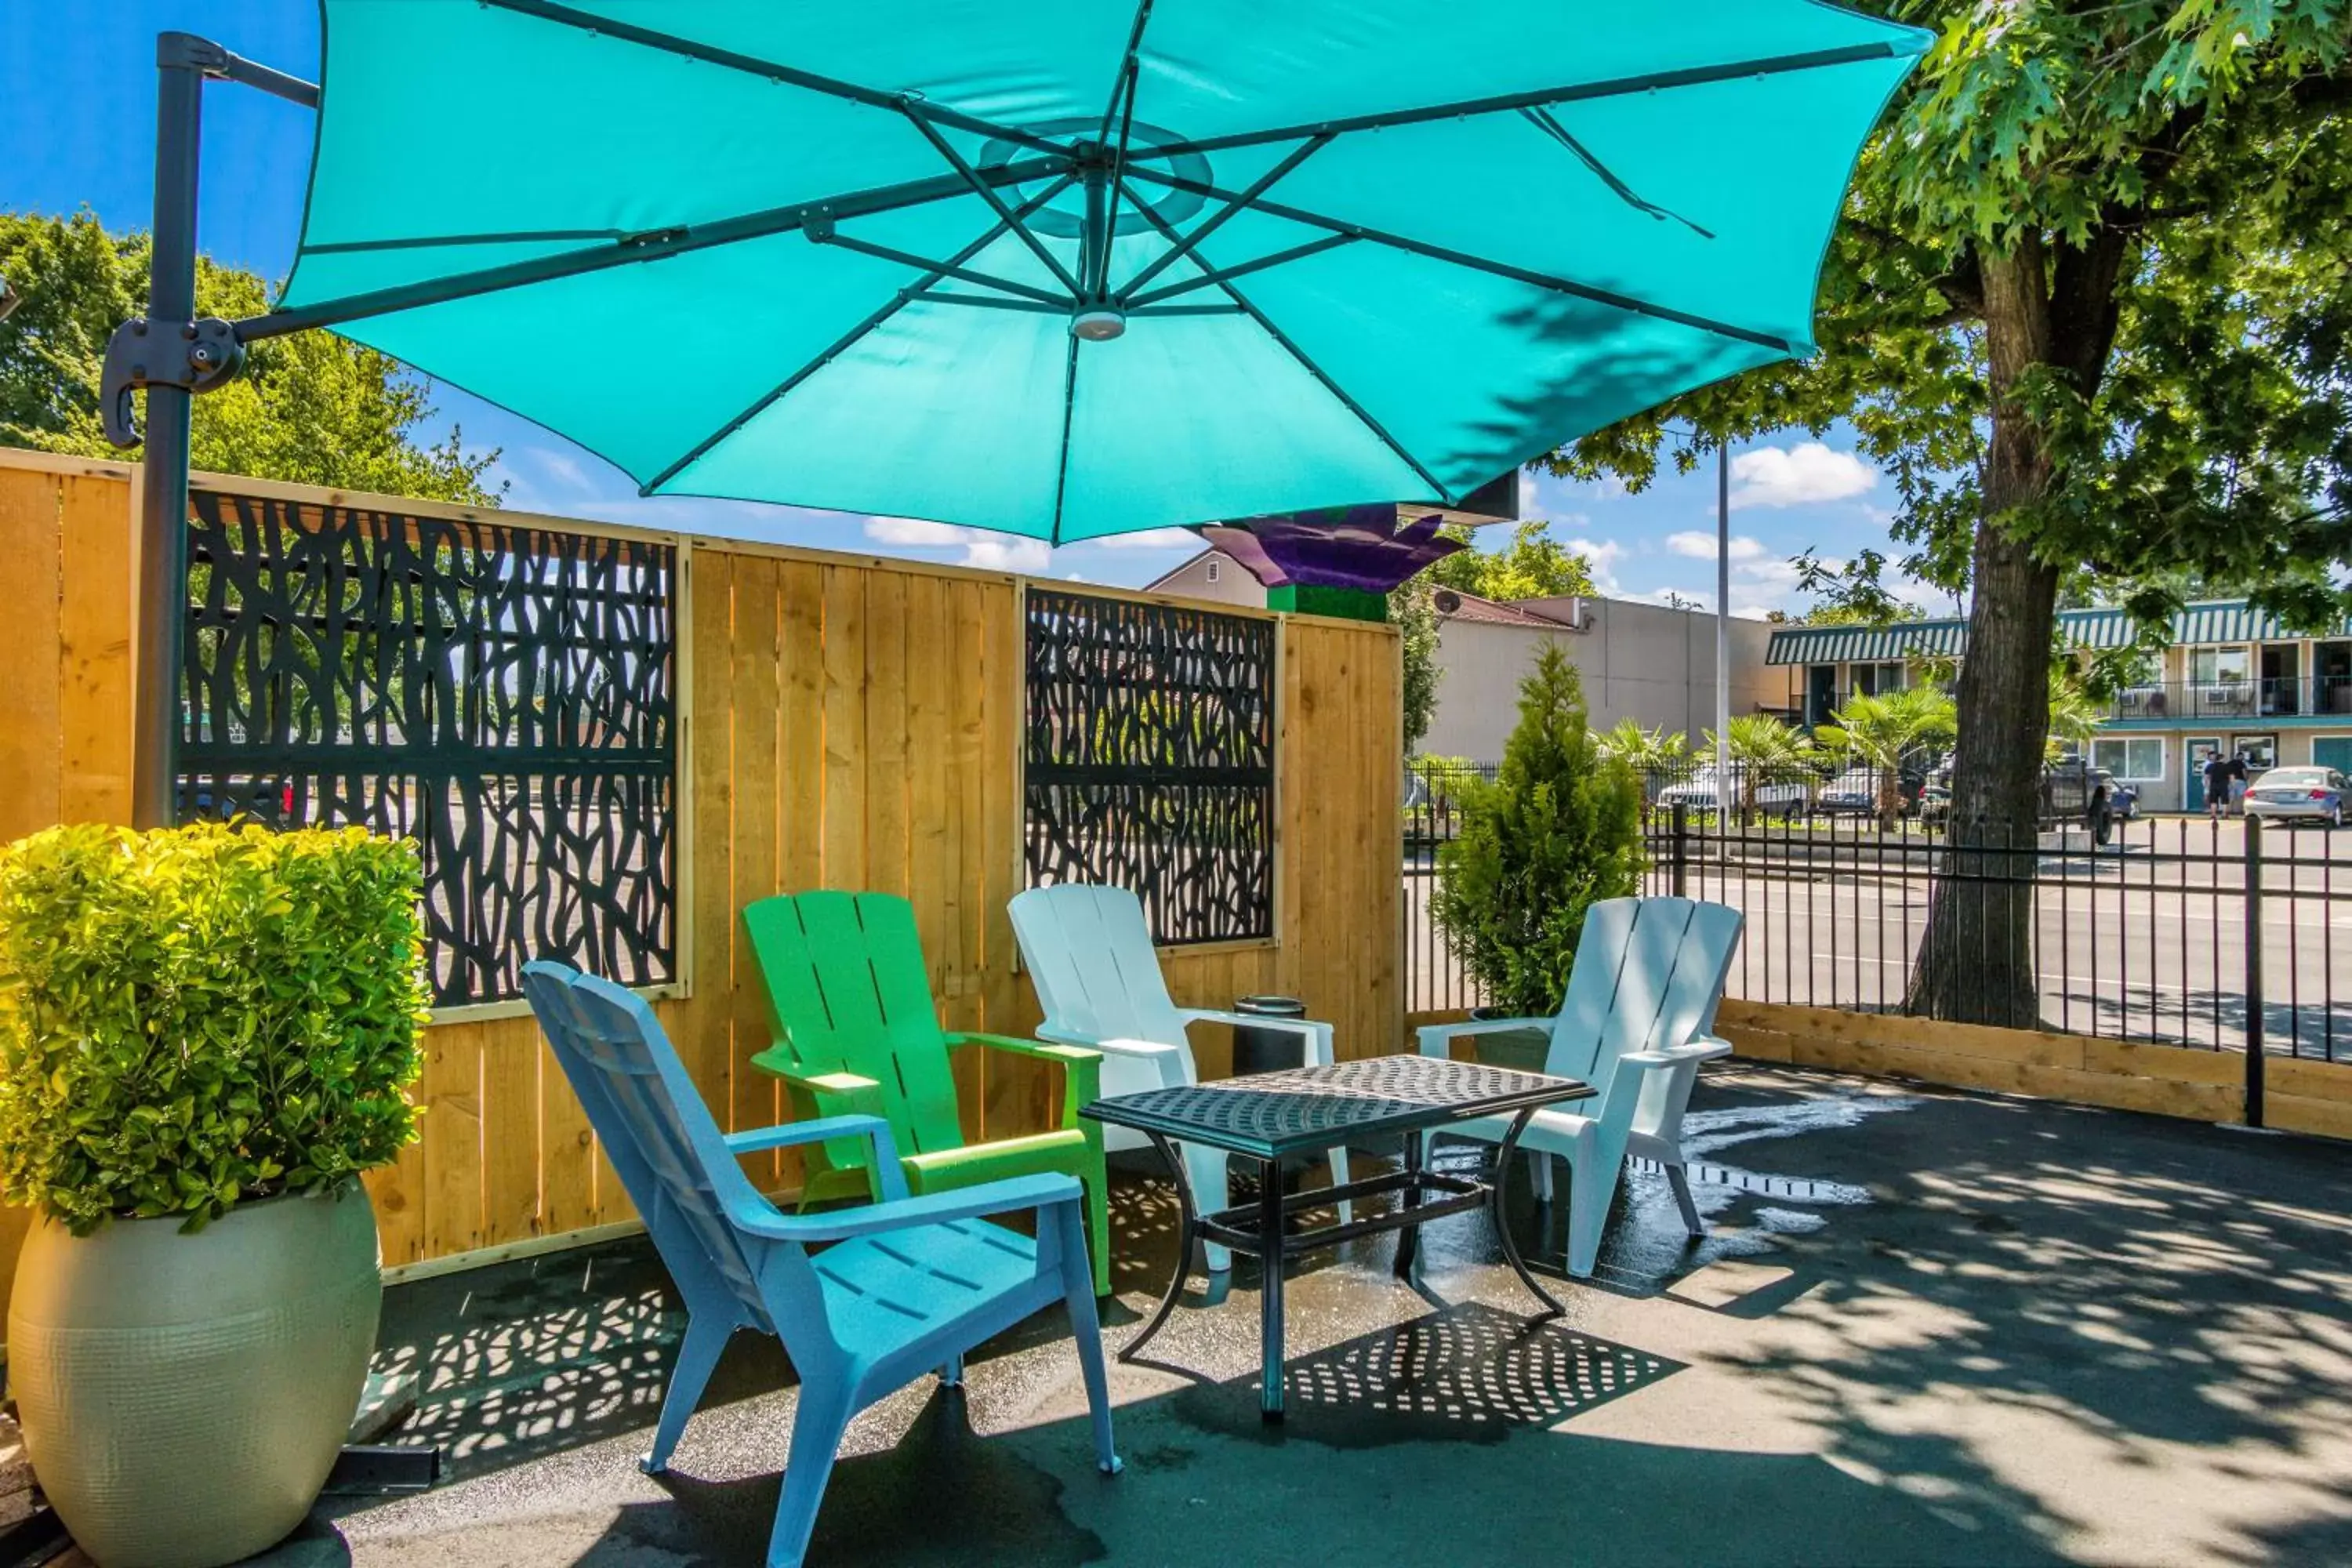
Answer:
1402;756;2350;1067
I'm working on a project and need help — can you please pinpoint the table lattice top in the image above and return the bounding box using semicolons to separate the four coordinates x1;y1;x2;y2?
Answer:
1082;1053;1592;1159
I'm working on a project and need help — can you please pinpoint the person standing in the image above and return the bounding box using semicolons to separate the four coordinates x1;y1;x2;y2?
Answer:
2228;751;2252;816
2203;750;2231;822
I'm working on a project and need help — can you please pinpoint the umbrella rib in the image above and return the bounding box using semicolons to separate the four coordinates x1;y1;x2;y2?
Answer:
477;0;1064;157
900;110;1085;299
240;158;1065;343
1126;234;1358;308
1119;133;1334;301
1145;42;1916;160
640;178;1076;495
808;226;1073;307
1120;165;1795;353
1098;0;1158;147
1127;203;1446;502
1520;109;1714;238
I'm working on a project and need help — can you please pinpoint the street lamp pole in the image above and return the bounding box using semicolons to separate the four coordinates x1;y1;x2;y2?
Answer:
1715;439;1731;802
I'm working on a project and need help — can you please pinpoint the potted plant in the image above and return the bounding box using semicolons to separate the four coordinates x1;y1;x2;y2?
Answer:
1432;646;1645;1066
0;822;427;1568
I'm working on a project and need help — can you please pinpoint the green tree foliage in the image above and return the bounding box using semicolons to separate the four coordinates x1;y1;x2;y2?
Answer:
1425;517;1599;603
1;210;499;503
1431;647;1645;1016
0;823;429;1234
1393;577;1443;751
1816;684;1958;828
1546;3;2350;1022
2045;668;2106;760
1599;717;1690;776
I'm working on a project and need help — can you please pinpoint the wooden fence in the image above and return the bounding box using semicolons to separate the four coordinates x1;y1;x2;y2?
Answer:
0;448;1403;1305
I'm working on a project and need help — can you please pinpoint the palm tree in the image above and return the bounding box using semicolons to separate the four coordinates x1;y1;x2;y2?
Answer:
1704;713;1817;821
2045;670;2104;761
1599;718;1688;782
1815;685;1958;830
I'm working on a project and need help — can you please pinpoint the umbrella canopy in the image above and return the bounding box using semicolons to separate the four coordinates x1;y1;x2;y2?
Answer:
279;0;1928;543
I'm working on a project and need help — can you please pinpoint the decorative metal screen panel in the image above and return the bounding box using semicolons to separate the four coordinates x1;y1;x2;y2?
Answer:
180;489;676;1007
1025;589;1274;944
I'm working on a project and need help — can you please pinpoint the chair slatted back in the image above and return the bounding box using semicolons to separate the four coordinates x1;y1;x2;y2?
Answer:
522;962;778;1331
1545;898;1744;1102
742;891;964;1159
1010;884;1193;1062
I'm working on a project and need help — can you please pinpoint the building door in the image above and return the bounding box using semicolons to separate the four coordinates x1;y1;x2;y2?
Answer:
2186;737;2223;811
2260;645;2301;716
2317;642;2352;715
2315;737;2352;773
1807;665;1838;727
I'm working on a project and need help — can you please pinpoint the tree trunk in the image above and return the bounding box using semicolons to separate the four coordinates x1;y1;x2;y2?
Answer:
1906;240;2063;1027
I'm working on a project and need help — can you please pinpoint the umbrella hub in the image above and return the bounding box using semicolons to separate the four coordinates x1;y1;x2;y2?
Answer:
978;118;1210;244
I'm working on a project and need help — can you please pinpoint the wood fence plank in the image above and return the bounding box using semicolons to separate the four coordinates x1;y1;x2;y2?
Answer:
863;572;910;899
727;559;782;1174
0;467;62;840
419;1022;486;1257
821;566;867;889
685;547;737;1114
481;1018;543;1245
56;474;134;826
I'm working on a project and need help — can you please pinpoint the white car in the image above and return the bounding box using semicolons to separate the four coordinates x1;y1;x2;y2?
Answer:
1656;768;1809;819
2243;767;2347;829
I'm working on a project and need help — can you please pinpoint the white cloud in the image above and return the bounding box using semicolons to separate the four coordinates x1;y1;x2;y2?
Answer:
1517;468;1541;517
1664;530;1766;561
1729;442;1878;510
1086;527;1203;550
862;515;1051;573
1564;536;1627;594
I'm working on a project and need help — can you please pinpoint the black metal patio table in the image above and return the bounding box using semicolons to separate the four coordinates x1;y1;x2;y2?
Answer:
1083;1053;1593;1421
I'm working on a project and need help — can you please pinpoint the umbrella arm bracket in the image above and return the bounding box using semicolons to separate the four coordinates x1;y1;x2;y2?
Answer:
100;315;245;448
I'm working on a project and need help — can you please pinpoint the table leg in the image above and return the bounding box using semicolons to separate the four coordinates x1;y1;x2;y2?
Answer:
1493;1109;1563;1317
1392;1130;1425;1279
1122;1132;1200;1363
1258;1156;1287;1423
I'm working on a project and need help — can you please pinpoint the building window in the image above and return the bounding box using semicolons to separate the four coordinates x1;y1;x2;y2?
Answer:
1851;661;1907;697
2091;736;2165;782
2189;646;2251;686
181;489;677;1007
1023;589;1276;944
1205;557;1221;585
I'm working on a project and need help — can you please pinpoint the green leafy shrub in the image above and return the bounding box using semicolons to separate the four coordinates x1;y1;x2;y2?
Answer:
1432;646;1646;1017
0;822;429;1234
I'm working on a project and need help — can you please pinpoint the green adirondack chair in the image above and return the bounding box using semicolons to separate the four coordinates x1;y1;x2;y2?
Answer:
743;891;1111;1295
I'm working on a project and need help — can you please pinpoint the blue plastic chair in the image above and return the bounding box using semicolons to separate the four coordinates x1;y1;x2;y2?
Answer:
521;961;1121;1568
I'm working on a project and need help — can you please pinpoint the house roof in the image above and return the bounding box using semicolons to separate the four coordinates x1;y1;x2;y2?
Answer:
1765;599;2352;666
1430;589;1580;627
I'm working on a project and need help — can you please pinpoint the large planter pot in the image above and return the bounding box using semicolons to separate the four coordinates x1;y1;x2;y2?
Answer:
7;1184;381;1568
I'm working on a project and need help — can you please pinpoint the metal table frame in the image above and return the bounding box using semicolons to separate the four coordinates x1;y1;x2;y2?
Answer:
1086;1057;1592;1421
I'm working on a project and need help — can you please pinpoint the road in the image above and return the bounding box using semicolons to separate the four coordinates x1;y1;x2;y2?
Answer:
1403;815;2352;1058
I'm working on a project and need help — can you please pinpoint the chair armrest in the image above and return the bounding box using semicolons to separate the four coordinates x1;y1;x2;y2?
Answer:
1043;1033;1185;1062
1417;1017;1552;1058
749;1049;884;1103
946;1033;1103;1128
724;1113;909;1201
1179;1009;1338;1067
1620;1035;1733;1070
740;1171;1082;1243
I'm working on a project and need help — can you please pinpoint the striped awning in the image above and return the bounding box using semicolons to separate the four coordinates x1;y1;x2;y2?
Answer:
1766;600;2352;666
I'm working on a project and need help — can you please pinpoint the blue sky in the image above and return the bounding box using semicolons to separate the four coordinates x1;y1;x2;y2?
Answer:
6;1;1924;614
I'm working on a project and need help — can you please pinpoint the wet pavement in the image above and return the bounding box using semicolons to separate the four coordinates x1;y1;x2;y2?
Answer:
64;1063;2352;1566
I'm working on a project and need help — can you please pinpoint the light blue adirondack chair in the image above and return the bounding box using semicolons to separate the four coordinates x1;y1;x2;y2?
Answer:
1009;882;1351;1276
521;962;1120;1568
1417;896;1743;1277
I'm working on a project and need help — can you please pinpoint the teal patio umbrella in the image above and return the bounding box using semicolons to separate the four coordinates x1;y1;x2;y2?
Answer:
248;0;1926;543
103;2;1926;822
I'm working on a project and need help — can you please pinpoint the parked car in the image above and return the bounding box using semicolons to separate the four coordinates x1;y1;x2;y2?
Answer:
175;775;300;829
1813;766;1925;818
1917;782;1951;824
2243;766;2347;829
2041;757;2136;841
1656;767;1809;820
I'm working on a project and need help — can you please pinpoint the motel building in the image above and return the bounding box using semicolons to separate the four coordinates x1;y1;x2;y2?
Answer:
1766;600;2352;813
